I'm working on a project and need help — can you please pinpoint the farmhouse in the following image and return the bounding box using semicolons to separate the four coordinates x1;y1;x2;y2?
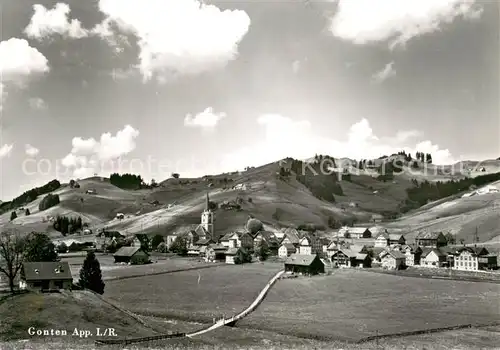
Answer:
298;234;323;255
253;230;279;252
225;247;240;264
220;231;253;249
374;232;389;248
284;254;325;275
401;244;423;266
278;243;297;258
421;248;447;268
19;262;73;292
205;244;227;263
114;247;150;265
381;250;406;270
280;228;300;246
340;227;372;239
415;231;448;248
330;249;371;268
388;234;405;246
454;247;498;271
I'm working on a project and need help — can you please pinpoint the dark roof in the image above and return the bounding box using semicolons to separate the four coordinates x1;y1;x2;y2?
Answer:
416;231;444;240
457;246;489;256
387;250;406;259
285;254;322;266
388;234;404;241
103;231;123;238
134;234;150;244
356;253;369;260
195;238;213;245
255;230;278;243
280;243;297;252
22;262;72;281
114;246;143;257
281;229;300;244
194;225;209;237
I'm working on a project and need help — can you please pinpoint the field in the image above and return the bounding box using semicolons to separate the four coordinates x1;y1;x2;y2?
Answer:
238;269;500;342
60;255;219;281
105;263;283;322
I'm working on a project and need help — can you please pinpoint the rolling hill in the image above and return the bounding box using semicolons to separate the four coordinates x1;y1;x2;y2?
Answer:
1;155;500;244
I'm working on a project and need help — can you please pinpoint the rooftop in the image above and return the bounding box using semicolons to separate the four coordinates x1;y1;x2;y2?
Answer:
22;262;72;281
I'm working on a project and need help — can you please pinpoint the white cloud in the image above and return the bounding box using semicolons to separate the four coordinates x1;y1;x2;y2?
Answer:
0;144;14;158
29;97;48;110
329;0;483;49
0;38;50;108
93;0;251;81
61;125;140;177
372;61;396;83
24;3;88;40
184;107;227;129
25;144;40;157
222;115;456;170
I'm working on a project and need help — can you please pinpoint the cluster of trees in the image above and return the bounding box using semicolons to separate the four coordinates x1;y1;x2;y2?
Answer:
0;230;104;295
405;172;500;208
53;215;83;235
109;173;145;190
415;151;433;163
69;179;80;188
0;180;61;215
289;158;344;203
39;193;60;211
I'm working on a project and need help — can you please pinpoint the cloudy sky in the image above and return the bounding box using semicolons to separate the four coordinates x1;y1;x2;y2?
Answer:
0;0;498;200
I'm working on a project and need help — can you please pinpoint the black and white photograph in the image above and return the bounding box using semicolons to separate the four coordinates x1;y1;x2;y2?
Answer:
0;0;499;349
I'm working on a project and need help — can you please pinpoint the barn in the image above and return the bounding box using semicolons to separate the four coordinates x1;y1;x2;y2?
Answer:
284;254;325;275
114;247;150;265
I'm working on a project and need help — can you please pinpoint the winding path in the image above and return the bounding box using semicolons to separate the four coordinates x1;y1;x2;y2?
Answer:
186;269;285;338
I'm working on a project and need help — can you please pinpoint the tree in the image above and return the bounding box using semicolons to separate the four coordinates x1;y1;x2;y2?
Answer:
150;178;158;187
57;242;68;253
69;179;75;188
0;230;26;293
25;208;30;216
10;211;17;221
234;248;252;264
171;173;180;179
79;251;105;294
444;232;456;245
39;193;60;211
24;232;58;262
255;241;270;261
170;236;188;256
151;234;164;250
156;242;167;253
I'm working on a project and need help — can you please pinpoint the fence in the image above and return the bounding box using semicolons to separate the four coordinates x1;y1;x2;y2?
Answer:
95;332;185;346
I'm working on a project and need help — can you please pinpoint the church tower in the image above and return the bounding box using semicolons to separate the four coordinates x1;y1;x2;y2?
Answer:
200;192;215;240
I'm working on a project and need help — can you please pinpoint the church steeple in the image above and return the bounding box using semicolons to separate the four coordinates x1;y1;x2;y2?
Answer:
205;191;210;211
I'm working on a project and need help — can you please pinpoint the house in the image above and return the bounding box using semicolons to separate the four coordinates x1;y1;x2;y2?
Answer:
253;231;279;253
280;228;301;246
330;249;372;268
340;227;372;239
371;214;383;223
114;247;150;265
298;234;323;255
401;244;423;266
187;246;200;256
278;243;297;258
205;244;227;263
220;231;253;249
115;213;124;220
415;231;448;248
388;234;405;246
421;248;447;268
132;234;151;251
374;232;390;248
224;247;249;264
454;246;498;271
19;262;73;292
284;254;325;275
381;250;406;270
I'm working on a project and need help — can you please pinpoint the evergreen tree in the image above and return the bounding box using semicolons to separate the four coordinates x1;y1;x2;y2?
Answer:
10;211;17;221
25;208;30;216
24;232;58;262
79;251;105;294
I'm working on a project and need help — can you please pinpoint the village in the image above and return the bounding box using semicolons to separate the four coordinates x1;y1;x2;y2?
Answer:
16;191;499;294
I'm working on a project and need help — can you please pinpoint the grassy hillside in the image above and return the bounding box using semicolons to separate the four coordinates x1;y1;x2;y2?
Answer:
2;157;500;243
0;290;160;341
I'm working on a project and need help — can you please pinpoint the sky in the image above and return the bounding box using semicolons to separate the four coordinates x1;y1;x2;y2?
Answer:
0;0;498;200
